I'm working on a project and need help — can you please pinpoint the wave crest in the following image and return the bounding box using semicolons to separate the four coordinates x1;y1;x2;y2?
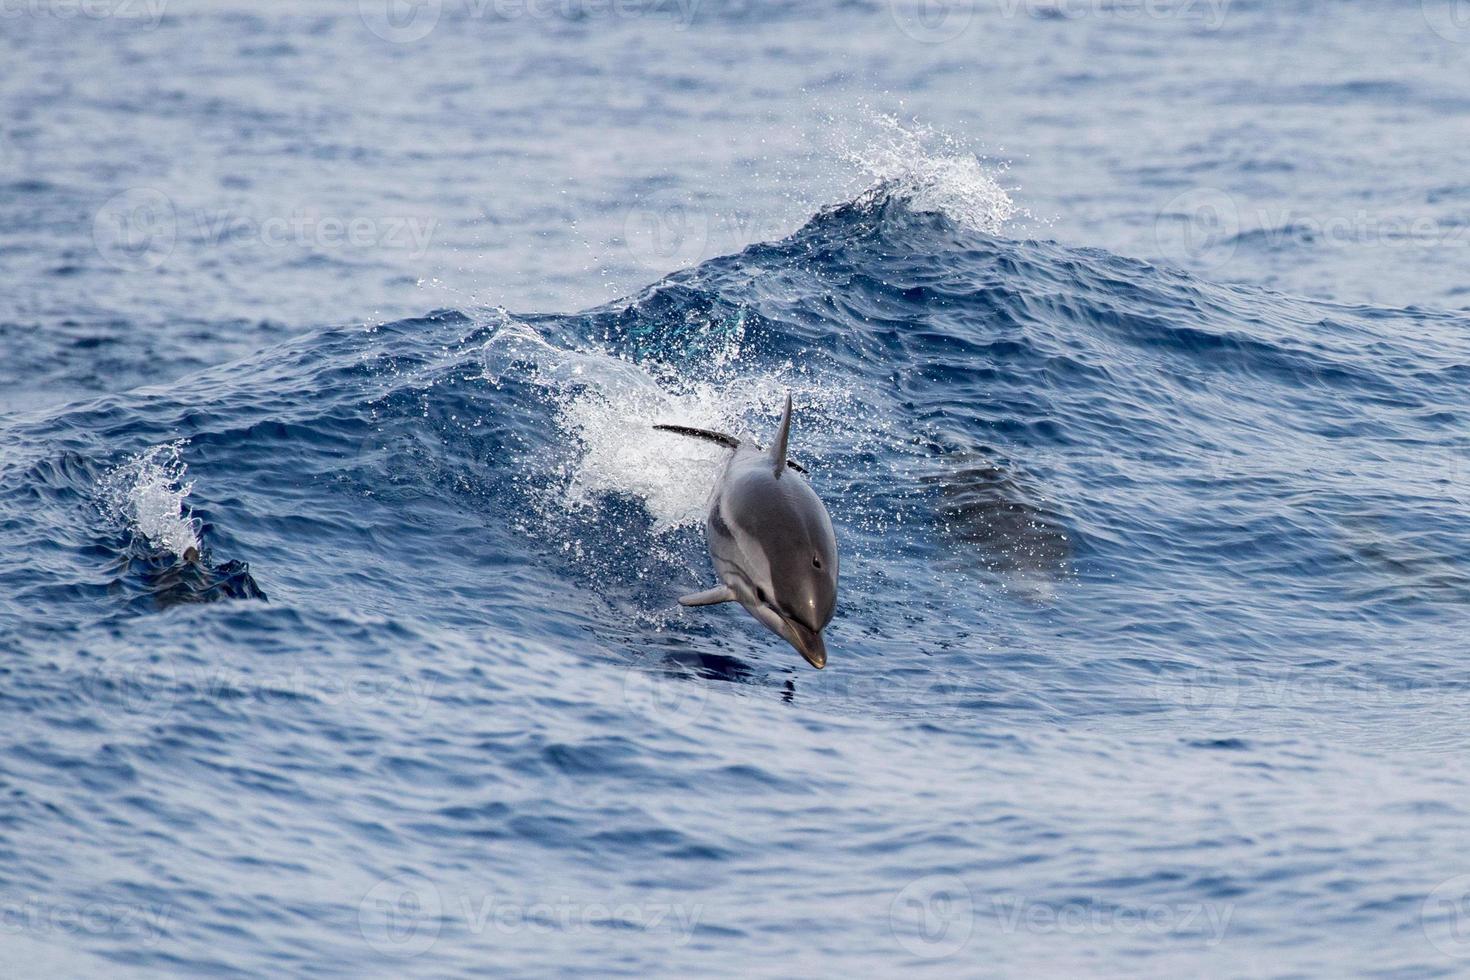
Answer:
840;113;1021;235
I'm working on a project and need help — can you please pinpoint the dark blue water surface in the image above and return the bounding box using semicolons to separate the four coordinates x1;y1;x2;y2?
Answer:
3;2;1470;976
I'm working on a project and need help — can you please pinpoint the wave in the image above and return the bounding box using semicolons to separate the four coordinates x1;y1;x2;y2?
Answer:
0;177;1465;675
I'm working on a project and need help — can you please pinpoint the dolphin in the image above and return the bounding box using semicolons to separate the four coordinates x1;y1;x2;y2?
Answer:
654;393;838;668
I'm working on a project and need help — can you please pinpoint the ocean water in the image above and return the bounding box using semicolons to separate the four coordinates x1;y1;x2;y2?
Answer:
3;1;1470;976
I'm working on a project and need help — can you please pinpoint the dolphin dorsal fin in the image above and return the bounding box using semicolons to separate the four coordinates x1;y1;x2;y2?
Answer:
769;393;793;477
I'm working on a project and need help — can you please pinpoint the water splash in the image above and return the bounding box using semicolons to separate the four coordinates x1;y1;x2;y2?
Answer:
99;441;203;560
839;112;1022;234
479;315;850;533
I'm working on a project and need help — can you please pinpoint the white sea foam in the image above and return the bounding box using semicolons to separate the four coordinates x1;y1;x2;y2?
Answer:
479;314;851;533
839;112;1022;235
100;441;202;559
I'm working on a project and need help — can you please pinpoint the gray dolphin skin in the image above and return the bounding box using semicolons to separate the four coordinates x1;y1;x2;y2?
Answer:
654;394;839;668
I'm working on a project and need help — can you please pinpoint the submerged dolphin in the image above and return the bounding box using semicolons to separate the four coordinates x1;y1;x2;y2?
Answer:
654;394;838;668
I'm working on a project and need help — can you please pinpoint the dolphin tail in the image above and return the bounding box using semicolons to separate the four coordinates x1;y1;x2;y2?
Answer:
768;392;793;477
652;424;740;450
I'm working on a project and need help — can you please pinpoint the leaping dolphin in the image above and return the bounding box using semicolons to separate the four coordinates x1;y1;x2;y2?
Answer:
654;394;839;668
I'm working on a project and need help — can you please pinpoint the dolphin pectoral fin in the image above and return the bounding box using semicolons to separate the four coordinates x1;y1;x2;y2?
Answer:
678;585;737;607
652;424;740;451
655;420;804;471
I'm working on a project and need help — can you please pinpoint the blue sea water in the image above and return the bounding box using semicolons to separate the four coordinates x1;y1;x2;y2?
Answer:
3;1;1470;976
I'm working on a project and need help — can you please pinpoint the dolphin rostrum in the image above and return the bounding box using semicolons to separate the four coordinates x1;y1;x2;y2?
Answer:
654;393;838;668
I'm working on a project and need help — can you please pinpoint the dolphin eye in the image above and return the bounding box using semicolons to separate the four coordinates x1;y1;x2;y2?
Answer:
812;557;823;570
755;586;768;604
